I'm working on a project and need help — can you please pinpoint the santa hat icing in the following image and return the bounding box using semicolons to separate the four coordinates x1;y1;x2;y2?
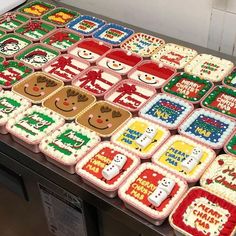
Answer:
78;39;110;55
25;50;47;58
2;38;18;44
106;49;141;66
137;62;174;79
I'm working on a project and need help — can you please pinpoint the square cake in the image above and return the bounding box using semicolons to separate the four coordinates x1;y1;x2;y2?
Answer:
223;67;236;89
224;132;236;157
75;142;140;197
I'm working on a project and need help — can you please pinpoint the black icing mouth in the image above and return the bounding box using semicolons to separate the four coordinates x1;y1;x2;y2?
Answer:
24;87;42;97
88;117;109;130
106;61;123;71
78;52;93;60
138;75;157;85
55;100;74;112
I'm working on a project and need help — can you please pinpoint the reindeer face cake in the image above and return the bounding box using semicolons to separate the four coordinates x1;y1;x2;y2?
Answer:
43;86;96;120
76;101;131;137
13;72;63;104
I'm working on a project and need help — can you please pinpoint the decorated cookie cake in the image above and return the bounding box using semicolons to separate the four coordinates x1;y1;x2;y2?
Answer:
75;142;140;197
6;106;64;153
76;101;131;138
12;72;64;104
200;154;236;204
39;123;100;174
43;86;96;120
163;72;214;105
72;66;122;97
118;163;188;225
43;54;90;82
121;33;165;57
0;90;31;134
67;15;106;36
223;67;236;89
178;108;236;151
151;43;198;70
0;60;33;89
93;23;134;46
128;60;176;89
139;93;194;131
202;85;236;119
224;132;236;156
169;187;236;236
111;117;170;159
152;135;216;184
104;80;156;113
185;54;234;83
97;49;142;75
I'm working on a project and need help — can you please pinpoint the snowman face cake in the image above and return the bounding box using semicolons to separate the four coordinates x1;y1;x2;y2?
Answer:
43;86;96;120
12;72;63;104
97;49;142;75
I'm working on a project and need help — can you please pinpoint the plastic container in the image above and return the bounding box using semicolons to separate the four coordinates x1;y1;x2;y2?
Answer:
139;93;194;132
151;43;198;70
75;142;140;197
76;101;132;138
185;53;234;83
42;54;90;82
223;67;236;89
118;163;188;225
152;135;216;185
104;79;156;113
111;117;170;159
72;66;122;98
128;60;176;89
12;72;64;104
0;90;31;134
121;33;165;57
39;123;100;174
42;85;96;120
169;187;236;236
6;106;65;153
224;131;236;156
200;154;236;204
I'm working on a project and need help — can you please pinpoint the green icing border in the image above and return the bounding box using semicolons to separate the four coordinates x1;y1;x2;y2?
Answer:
224;68;236;88
226;134;236;156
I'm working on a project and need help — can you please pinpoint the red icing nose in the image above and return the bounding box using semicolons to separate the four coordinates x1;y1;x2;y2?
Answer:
63;101;69;106
96;118;103;123
33;86;39;91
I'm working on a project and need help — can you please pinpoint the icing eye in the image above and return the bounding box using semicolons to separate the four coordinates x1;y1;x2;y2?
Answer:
64;98;67;101
119;63;122;66
98;115;101;118
106;119;109;122
72;102;75;105
34;83;37;86
83;50;86;53
113;60;115;63
41;87;44;90
145;74;147;77
89;52;92;55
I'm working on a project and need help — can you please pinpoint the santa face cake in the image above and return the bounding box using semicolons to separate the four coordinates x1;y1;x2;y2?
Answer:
41;29;83;52
43;54;90;82
93;23;134;46
15;20;55;42
76;101;131;138
18;1;55;18
0;34;31;58
128;61;176;89
72;66;121;97
0;12;29;32
42;8;79;26
185;54;234;83
151;43;198;69
39;123;100;174
225;132;236;156
118;163;188;225
68;38;111;64
152;135;215;183
200;154;236;204
139;93;193;130
178;108;236;150
163;72;213;104
202;85;236;119
0;90;31;134
104;80;156;112
15;44;59;69
67;15;106;36
97;49;142;75
121;33;165;57
0;60;33;89
223;67;236;89
169;187;236;236
75;142;140;197
12;72;63;104
43;86;96;120
111;117;170;159
6;106;64;152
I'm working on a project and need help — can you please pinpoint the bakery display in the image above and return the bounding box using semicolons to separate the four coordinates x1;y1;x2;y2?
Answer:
75;142;140;197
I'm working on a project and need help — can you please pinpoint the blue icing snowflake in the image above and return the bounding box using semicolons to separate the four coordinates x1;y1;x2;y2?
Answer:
67;15;106;35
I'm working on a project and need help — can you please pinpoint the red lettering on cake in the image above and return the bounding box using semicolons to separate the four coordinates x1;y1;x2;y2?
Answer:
160;51;185;65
